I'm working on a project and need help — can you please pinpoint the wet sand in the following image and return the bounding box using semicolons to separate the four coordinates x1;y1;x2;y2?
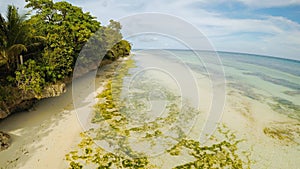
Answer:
132;50;300;168
0;52;299;169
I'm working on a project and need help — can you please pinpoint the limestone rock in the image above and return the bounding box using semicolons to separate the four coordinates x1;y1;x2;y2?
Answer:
0;82;66;119
0;131;11;151
0;104;9;119
41;83;66;98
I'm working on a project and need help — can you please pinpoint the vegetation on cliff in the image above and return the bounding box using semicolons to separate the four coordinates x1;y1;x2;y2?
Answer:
0;0;131;119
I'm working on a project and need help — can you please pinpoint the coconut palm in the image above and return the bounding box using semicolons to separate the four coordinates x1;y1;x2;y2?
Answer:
0;5;34;72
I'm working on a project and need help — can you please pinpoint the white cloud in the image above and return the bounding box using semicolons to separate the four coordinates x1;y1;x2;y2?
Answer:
70;0;300;60
193;0;300;8
236;0;300;8
195;15;300;60
0;0;27;15
1;0;299;60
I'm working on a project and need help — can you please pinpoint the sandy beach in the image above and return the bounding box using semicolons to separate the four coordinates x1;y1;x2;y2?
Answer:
0;82;82;168
0;64;115;169
1;0;300;168
0;52;299;169
222;89;300;169
131;51;300;168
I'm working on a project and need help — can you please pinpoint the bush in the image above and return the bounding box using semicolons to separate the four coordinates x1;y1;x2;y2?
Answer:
104;40;132;61
15;60;45;97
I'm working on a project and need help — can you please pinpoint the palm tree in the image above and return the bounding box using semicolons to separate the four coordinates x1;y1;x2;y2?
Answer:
0;5;31;72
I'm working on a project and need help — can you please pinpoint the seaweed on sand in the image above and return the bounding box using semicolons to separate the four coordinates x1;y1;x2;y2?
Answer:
65;57;252;169
263;122;300;145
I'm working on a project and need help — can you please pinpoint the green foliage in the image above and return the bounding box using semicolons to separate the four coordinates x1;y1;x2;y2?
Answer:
0;4;45;75
0;1;132;114
41;48;73;82
24;0;131;82
25;0;101;80
104;20;123;47
0;85;21;103
104;40;132;61
15;59;45;97
79;20;130;68
0;5;30;72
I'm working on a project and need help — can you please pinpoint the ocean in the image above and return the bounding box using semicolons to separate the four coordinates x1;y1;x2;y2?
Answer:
130;49;300;120
68;49;300;168
120;49;300;168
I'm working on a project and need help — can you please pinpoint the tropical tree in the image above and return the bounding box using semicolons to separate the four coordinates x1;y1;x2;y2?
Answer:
0;5;44;74
104;40;132;61
26;0;101;81
0;5;29;72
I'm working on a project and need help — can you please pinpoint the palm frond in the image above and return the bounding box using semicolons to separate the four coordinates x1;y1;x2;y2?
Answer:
8;44;28;56
0;5;43;71
31;35;46;42
27;42;42;48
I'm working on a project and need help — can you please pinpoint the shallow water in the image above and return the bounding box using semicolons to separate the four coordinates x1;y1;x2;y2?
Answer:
67;49;299;169
132;49;300;120
126;49;300;168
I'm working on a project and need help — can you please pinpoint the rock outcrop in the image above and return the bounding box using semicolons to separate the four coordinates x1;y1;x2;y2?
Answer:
0;82;66;151
0;131;11;151
0;82;66;119
41;82;67;98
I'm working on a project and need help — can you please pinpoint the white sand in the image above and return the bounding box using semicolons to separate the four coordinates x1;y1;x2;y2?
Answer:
0;54;299;169
132;51;300;168
0;88;80;168
0;57;124;169
0;71;107;169
222;89;300;169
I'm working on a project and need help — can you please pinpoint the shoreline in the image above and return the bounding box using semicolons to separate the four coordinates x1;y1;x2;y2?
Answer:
0;58;124;169
0;53;299;168
132;51;300;168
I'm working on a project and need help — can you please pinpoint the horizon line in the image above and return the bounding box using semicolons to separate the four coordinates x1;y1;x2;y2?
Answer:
132;48;300;63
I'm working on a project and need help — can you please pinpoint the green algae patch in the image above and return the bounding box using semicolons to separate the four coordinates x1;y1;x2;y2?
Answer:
65;133;154;169
263;122;300;145
66;57;252;169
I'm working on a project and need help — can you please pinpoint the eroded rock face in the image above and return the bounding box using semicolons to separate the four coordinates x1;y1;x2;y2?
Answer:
0;83;66;119
0;131;11;151
0;108;9;119
41;83;66;98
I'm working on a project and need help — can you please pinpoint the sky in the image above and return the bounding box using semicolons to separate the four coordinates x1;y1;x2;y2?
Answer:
1;0;300;60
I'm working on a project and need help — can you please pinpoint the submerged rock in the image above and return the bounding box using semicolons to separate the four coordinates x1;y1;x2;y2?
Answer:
0;131;11;151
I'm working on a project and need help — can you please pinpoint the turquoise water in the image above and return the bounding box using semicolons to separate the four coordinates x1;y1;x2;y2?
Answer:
133;49;300;121
217;51;300;120
87;50;300;168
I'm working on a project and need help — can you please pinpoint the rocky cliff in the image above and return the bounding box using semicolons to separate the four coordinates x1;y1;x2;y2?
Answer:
0;82;66;119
